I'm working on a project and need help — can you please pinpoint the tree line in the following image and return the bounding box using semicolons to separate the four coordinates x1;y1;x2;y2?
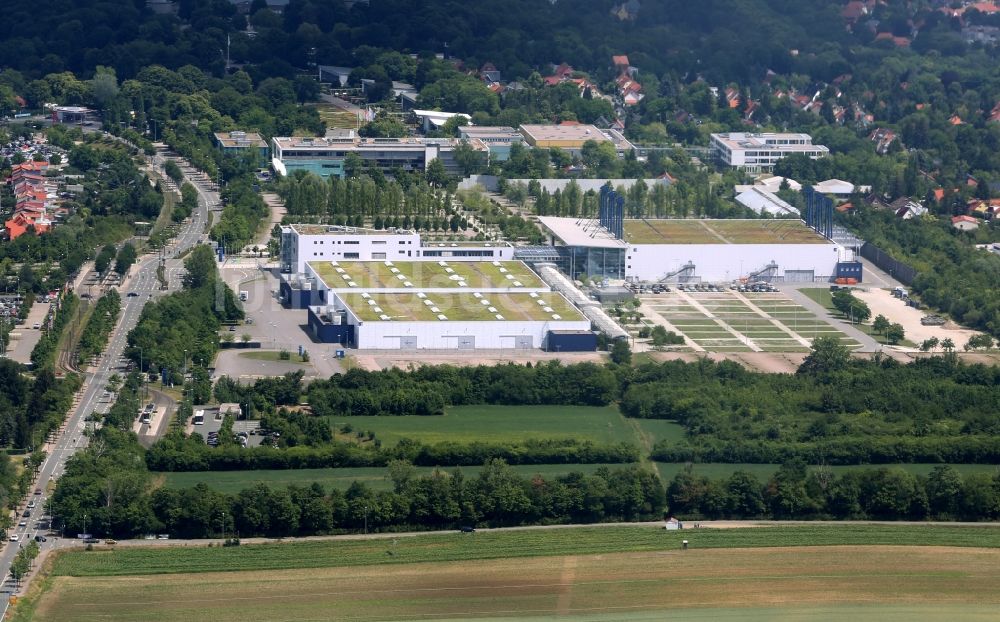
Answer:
306;362;619;418
147;429;637;472
57;423;661;539
76;289;120;365
666;462;1000;522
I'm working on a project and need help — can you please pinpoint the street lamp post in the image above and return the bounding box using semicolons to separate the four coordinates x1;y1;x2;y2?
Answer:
364;505;368;535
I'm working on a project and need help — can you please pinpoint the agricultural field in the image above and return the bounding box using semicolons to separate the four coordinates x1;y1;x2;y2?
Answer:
326;404;634;446
642;289;861;353
21;525;1000;622
157;463;631;494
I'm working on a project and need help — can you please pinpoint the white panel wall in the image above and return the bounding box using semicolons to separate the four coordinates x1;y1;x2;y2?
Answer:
625;243;842;282
292;231;421;274
290;229;514;274
353;319;591;350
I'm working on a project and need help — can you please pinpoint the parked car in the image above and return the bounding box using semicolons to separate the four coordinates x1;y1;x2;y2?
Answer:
83;537;100;544
9;534;18;542
34;535;46;543
105;539;117;545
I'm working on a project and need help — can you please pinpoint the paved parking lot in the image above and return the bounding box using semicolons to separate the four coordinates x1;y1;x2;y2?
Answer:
214;265;345;378
7;301;51;364
188;408;264;447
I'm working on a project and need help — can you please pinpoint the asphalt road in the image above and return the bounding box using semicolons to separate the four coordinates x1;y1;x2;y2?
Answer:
0;143;216;606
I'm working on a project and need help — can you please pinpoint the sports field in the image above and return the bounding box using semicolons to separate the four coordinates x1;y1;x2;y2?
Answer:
326;404;634;446
623;219;827;245
22;525;1000;622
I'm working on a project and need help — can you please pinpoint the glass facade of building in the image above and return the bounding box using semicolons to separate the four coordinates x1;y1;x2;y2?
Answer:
566;246;625;280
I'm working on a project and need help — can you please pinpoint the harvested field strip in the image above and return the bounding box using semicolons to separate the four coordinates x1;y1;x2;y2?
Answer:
30;545;1000;622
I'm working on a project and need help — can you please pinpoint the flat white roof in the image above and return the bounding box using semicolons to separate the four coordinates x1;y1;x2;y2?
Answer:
735;188;800;217
412;110;471;121
538;217;626;249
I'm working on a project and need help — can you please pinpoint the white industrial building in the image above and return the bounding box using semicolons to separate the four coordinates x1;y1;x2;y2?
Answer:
302;259;594;350
710;132;829;174
539;216;844;283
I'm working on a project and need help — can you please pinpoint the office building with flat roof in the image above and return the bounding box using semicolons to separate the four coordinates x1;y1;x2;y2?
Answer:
518;124;635;156
710;132;829;174
270;136;488;179
457;126;524;161
213;131;269;160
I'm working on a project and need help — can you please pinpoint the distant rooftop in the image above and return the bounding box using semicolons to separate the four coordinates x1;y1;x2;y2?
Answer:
521;124;607;143
272;135;487;152
711;132;828;154
622;219;829;245
338;291;584;322
288;224;416;236
214;131;267;149
458;126;522;138
309;259;545;290
540;217;830;246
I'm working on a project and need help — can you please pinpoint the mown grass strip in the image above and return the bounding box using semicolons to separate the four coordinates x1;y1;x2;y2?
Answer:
50;525;1000;578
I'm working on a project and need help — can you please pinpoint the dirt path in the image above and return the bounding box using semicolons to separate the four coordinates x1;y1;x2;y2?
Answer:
853;287;984;350
256;193;285;247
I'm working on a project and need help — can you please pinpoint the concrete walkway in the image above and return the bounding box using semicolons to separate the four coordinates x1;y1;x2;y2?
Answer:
320;92;362;115
637;300;705;352
676;291;762;352
732;291;813;348
256;193;286;247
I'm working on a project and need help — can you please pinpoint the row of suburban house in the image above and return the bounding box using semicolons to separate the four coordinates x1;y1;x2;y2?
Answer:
3;162;63;240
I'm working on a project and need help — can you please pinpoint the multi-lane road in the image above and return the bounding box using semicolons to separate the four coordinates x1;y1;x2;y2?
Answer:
0;144;217;603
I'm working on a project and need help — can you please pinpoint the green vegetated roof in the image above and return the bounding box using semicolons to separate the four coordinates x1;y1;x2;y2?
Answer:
309;260;545;289
622;219;829;244
339;291;585;322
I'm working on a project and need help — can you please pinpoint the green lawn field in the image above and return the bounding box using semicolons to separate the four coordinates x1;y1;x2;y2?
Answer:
157;463;633;494
19;525;1000;622
326;404;633;446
